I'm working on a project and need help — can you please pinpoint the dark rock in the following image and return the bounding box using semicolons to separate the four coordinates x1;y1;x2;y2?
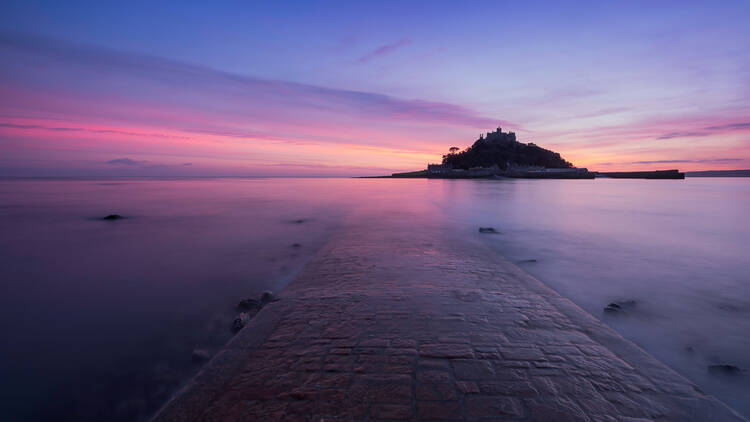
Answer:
102;214;124;220
260;291;275;303
191;349;211;362
517;259;537;264
716;302;744;313
603;303;621;313
232;312;251;332
292;243;301;248
237;298;261;311
603;299;637;314
708;364;743;375
478;227;500;234
293;219;307;224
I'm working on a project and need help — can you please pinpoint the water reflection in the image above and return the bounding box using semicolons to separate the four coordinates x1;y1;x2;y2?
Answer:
0;177;748;419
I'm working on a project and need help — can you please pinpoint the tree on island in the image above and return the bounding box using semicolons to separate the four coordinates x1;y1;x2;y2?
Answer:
442;127;573;170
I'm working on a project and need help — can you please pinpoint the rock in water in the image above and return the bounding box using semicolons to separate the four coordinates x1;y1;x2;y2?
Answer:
478;227;500;234
191;349;211;362
232;312;251;332
292;243;301;248
603;303;622;313
237;298;261;311
261;291;275;303
708;364;743;375
102;214;124;220
603;299;637;314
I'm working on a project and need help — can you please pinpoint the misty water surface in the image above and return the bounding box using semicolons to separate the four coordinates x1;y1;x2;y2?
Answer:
0;177;748;420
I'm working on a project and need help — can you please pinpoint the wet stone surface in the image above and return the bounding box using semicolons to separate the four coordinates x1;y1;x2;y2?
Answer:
154;213;746;422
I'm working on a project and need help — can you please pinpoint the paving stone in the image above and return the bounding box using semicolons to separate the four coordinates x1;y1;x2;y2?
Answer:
349;374;412;405
465;395;524;418
500;346;546;361
524;396;592;422
392;338;418;348
418;358;451;370
476;350;501;360
456;381;480;394
478;380;539;396
417;383;458;401
360;338;390;347
417;400;463;420
418;370;451;383
371;403;412;419
452;359;496;380
420;343;475;359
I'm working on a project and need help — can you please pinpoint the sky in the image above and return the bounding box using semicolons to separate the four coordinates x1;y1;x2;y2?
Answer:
1;0;749;176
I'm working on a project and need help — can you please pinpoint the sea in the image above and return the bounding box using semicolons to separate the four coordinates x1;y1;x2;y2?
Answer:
0;177;748;420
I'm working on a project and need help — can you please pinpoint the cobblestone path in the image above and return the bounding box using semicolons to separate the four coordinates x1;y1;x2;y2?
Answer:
154;212;745;422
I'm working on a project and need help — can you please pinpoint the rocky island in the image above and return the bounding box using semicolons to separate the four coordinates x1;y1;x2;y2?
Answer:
393;128;593;179
389;128;684;179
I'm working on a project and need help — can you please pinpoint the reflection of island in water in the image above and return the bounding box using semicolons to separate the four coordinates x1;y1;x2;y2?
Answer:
390;127;685;179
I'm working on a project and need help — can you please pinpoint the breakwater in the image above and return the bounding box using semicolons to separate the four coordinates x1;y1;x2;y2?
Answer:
152;210;745;422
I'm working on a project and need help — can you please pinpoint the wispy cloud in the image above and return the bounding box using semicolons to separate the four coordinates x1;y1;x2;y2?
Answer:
356;39;411;64
704;122;750;131
656;121;750;140
0;32;496;131
0;31;505;177
631;158;743;164
0;122;190;139
0;123;79;132
596;158;745;167
656;131;710;140
105;158;145;166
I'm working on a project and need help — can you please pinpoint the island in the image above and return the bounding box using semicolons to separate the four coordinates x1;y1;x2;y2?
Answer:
387;127;684;179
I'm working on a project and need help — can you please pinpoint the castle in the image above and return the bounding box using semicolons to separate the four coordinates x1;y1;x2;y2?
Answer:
479;127;516;144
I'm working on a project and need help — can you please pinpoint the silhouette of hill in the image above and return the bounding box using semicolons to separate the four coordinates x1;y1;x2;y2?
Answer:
442;128;573;170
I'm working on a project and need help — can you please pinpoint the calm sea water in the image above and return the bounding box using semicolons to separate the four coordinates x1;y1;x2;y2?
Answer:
0;177;748;420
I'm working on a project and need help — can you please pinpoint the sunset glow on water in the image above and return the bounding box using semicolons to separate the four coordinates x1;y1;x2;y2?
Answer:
1;178;749;420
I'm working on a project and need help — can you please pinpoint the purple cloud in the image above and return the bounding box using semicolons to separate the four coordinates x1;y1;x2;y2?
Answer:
356;39;411;64
0;123;78;132
656;122;750;140
1;33;494;131
631;158;743;164
704;122;750;131
656;131;710;140
105;158;144;166
1;122;189;139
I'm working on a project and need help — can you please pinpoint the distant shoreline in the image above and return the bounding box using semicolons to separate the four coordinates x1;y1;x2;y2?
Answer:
360;169;750;179
685;170;750;177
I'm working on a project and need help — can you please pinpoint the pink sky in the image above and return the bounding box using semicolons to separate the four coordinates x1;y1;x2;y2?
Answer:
1;2;749;176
